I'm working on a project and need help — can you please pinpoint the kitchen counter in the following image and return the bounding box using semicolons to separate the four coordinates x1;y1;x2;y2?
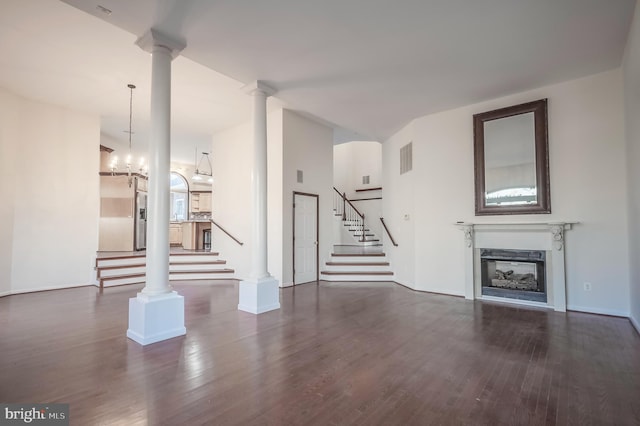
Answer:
181;221;212;249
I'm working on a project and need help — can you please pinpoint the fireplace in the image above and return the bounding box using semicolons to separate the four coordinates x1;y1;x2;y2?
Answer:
456;222;573;312
480;248;546;303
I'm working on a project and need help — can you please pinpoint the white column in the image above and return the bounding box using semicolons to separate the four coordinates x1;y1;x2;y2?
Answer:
238;81;280;315
144;42;172;295
127;29;187;345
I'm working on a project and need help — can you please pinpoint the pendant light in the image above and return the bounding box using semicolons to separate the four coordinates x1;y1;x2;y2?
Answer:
109;83;146;187
192;147;213;183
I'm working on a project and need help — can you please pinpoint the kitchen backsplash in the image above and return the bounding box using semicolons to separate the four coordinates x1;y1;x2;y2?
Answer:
190;212;211;220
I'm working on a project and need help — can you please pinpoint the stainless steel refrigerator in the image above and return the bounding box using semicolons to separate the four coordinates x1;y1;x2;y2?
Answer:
135;191;147;251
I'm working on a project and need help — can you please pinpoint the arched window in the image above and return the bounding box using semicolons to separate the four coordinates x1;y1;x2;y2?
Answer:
170;172;189;221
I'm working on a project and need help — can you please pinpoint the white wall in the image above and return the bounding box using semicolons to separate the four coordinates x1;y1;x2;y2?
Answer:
624;2;640;330
333;141;382;198
282;110;334;286
0;89;20;296
0;87;100;294
382;124;415;287
383;69;630;316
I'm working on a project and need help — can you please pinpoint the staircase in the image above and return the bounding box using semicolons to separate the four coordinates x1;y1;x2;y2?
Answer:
341;219;381;246
333;187;382;246
321;250;394;281
95;251;235;288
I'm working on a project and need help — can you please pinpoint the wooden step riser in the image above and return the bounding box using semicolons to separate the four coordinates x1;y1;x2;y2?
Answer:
323;265;391;272
100;273;236;288
98;265;230;278
170;272;236;281
320;275;394;282
330;253;386;257
323;266;389;275
98;266;146;278
321;270;393;276
96;257;146;268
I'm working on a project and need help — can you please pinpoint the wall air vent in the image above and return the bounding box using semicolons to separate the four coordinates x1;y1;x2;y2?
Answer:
400;142;413;175
297;170;303;183
362;175;370;185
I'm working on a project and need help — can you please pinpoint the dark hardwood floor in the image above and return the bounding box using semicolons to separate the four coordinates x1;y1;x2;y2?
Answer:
1;281;639;425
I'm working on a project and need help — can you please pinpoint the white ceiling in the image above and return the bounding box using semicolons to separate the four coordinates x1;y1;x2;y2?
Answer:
1;0;636;161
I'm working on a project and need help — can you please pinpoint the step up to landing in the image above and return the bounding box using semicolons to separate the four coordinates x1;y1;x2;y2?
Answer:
95;251;235;288
321;252;394;282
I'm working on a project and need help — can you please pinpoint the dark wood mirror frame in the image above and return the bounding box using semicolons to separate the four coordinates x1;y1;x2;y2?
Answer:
473;98;550;215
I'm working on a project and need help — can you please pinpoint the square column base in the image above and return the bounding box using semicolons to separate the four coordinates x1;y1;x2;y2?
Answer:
238;276;280;314
127;291;186;345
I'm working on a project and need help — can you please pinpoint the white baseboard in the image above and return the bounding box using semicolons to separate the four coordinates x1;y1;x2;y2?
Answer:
3;282;92;296
630;314;640;335
566;304;629;318
280;282;294;288
0;290;11;298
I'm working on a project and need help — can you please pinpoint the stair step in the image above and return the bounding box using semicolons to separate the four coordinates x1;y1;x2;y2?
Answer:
326;262;390;266
96;252;221;268
170;252;220;257
171;269;234;275
320;271;393;276
100;269;236;288
331;253;386;257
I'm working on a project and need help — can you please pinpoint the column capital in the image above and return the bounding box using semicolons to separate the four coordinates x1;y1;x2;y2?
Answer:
136;28;186;59
243;80;277;97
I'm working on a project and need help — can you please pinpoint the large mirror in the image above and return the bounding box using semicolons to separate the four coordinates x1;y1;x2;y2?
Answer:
473;99;550;215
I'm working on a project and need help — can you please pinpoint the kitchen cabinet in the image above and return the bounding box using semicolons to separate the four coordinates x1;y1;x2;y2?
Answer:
169;223;183;246
190;191;212;213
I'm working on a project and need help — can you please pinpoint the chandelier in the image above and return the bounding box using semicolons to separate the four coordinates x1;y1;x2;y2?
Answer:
109;83;146;187
192;148;213;183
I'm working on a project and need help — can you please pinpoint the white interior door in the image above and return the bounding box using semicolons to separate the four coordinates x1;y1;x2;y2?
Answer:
294;193;318;284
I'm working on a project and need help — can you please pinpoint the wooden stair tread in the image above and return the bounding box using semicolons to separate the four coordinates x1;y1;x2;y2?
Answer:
101;273;145;281
102;268;234;279
170;252;220;256
97;263;146;271
97;260;225;272
96;251;219;263
171;269;234;275
331;253;386;257
320;271;393;275
326;262;389;266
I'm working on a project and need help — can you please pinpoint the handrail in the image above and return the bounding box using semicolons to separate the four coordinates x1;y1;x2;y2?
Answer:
344;197;364;219
380;217;398;247
332;187;364;219
210;219;244;246
333;187;366;242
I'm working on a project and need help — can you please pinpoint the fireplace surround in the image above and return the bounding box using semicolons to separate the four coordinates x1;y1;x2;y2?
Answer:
456;222;576;311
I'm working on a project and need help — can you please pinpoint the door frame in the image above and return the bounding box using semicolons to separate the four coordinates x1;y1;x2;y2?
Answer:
292;191;319;285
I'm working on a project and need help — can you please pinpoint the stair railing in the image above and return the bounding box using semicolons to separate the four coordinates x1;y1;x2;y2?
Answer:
210;218;244;246
333;187;366;242
379;217;398;247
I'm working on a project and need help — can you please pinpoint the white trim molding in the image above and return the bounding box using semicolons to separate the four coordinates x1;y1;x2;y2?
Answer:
628;314;640;335
456;221;578;312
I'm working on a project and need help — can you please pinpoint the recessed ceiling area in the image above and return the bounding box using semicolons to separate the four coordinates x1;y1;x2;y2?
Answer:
1;0;636;160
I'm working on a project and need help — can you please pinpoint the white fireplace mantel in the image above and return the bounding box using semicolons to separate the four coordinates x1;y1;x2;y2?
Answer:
456;221;578;312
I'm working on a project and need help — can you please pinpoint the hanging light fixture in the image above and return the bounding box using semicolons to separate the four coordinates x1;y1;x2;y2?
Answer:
192;147;213;183
109;83;146;187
